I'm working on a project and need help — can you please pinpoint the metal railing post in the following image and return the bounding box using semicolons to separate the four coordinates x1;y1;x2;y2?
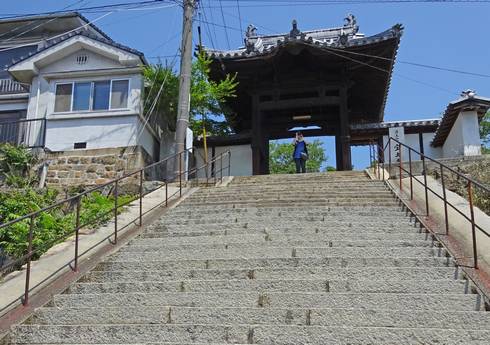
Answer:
23;215;35;306
74;197;81;272
422;154;429;216
139;170;143;226
114;180;118;244
467;181;478;269
220;155;223;183
440;165;449;235
382;149;385;181
179;152;182;197
228;152;231;177
388;138;392;178
399;145;403;192
165;182;168;207
408;150;413;200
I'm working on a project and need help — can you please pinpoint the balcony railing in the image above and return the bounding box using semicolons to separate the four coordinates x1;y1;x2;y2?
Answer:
0;79;30;95
0;118;45;148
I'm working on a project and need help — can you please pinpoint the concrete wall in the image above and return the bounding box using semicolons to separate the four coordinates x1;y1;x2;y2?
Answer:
443;110;481;158
195;144;252;177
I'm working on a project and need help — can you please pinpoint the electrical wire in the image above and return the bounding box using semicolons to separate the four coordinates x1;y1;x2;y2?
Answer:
236;0;244;36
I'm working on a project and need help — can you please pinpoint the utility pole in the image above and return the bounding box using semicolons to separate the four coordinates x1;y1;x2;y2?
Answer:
174;0;196;177
197;25;208;165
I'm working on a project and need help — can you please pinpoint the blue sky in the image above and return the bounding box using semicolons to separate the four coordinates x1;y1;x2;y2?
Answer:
3;1;489;169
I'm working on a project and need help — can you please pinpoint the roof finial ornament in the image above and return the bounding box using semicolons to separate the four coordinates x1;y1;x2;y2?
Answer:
344;14;356;27
290;19;300;37
461;89;476;99
245;24;257;38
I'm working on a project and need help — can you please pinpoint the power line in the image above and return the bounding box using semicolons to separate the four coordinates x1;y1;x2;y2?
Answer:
236;0;244;37
217;0;231;49
318;45;490;78
0;0;174;19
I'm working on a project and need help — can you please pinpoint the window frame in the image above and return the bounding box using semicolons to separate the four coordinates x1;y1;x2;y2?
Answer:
53;78;131;114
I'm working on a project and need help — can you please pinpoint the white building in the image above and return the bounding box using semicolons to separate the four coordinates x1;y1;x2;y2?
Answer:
0;12;161;166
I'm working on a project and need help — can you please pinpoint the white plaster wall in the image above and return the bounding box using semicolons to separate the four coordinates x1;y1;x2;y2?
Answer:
195;144;252;178
443;111;481;158
383;132;442;162
41;49;121;74
45;115;138;152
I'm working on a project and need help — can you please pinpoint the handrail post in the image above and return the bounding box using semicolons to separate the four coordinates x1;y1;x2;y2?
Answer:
23;215;35;306
422;154;429;216
440;165;449;235
179;151;182;197
228;151;231;176
114;180;118;244
388;138;392;179
382;149;385;181
399;145;403;192
467;181;478;269
377;145;380;179
165;182;168;207
139;170;143;226
408;150;413;200
74;196;81;272
220;154;223;183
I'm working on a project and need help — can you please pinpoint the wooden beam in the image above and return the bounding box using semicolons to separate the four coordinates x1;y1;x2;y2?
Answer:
259;96;340;111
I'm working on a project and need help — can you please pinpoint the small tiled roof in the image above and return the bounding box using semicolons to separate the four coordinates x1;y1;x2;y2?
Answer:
431;92;490;147
7;30;147;69
0;11;112;42
351;119;440;131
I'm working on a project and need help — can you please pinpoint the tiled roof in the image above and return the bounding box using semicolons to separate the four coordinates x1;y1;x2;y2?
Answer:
431;92;490;147
351;119;440;131
7;30;147;69
204;15;403;60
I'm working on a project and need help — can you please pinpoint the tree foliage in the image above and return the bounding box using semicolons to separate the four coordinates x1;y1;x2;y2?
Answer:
0;143;37;187
142;55;238;135
480;111;490;147
269;140;328;174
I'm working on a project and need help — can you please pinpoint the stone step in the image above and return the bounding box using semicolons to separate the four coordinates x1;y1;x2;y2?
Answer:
181;200;399;207
29;306;490;330
131;232;432;246
51;292;481;311
143;223;421;237
98;256;455;271
186;191;393;198
69;278;467;295
119;240;436;253
81;267;459;283
107;246;444;261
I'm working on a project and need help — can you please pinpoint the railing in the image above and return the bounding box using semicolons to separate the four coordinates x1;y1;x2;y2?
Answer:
0;148;231;317
0;118;46;148
369;137;490;269
0;79;29;94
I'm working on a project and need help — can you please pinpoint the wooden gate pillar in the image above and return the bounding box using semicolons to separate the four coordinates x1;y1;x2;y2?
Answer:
339;84;352;170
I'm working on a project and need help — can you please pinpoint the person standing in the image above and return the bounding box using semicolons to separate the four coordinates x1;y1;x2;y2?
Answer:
292;132;308;173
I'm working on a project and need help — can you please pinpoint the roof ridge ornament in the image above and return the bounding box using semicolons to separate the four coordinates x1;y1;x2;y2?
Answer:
344;14;359;35
461;89;476;99
290;19;301;38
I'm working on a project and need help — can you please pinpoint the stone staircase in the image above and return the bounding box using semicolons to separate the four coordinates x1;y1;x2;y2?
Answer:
6;171;490;344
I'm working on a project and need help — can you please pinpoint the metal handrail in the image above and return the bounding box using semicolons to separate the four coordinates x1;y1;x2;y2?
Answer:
369;137;489;269
0;148;231;315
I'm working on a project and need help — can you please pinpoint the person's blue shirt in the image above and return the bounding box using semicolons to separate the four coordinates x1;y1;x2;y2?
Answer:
293;141;306;159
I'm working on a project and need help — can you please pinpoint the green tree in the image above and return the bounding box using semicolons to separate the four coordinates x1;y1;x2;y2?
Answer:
142;55;238;135
269;140;328;174
480;111;490;153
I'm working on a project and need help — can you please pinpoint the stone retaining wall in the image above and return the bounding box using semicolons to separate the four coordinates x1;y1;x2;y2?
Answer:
43;146;152;187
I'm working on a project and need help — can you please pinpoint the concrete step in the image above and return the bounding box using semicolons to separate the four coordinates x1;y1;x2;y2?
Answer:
13;324;489;344
181;200;399;207
143;223;421;238
98;256;456;271
120;240;437;254
29;306;490;330
81;267;459;283
51;292;481;311
131;232;433;246
69;278;468;294
107;246;445;261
